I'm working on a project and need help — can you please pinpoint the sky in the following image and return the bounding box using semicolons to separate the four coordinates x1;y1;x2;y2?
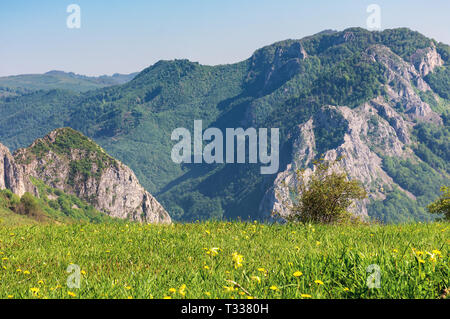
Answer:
0;0;449;77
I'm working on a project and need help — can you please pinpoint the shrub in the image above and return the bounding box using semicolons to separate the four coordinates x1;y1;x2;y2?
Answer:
15;192;46;221
427;186;450;220
274;159;367;224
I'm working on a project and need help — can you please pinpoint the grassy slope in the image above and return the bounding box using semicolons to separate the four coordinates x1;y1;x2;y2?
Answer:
0;208;38;227
0;179;114;226
0;221;448;299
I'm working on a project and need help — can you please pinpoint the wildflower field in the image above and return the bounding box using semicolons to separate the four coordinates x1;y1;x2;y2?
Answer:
0;221;448;299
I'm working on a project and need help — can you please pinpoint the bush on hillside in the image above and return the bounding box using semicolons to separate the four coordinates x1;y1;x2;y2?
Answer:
427;186;450;221
14;192;46;222
274;158;367;224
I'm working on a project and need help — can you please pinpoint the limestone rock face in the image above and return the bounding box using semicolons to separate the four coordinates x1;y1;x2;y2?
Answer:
365;45;442;124
410;45;444;77
246;40;308;95
261;42;446;221
261;102;417;220
0;143;35;196
9;128;171;224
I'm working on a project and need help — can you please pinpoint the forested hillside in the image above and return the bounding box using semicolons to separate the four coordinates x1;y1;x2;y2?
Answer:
0;28;448;222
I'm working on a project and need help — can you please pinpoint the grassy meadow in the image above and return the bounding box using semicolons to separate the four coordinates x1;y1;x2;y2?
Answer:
0;221;448;299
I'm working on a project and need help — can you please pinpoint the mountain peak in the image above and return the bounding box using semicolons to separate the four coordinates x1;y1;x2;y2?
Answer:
10;128;171;224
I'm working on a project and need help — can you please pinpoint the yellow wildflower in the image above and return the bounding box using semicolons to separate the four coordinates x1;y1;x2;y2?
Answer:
250;276;261;283
314;280;324;285
68;291;76;297
206;247;220;257
293;271;303;277
301;294;312;298
432;249;442;256
30;287;39;295
232;252;244;269
224;286;237;292
179;284;187;297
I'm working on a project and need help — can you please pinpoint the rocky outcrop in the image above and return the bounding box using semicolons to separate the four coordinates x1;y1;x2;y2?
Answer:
3;128;171;224
246;40;308;94
0;143;36;196
365;44;442;124
410;44;444;77
262;100;418;220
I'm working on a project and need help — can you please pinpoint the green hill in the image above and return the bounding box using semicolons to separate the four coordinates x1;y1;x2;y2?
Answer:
0;71;138;93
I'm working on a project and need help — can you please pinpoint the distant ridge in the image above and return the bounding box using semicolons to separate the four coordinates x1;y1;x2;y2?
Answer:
0;70;139;92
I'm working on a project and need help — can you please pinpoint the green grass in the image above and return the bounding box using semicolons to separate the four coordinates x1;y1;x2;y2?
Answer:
0;221;448;299
0;209;38;227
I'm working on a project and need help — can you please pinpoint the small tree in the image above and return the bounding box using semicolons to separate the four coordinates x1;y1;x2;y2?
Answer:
15;192;46;221
274;158;367;224
427;186;450;221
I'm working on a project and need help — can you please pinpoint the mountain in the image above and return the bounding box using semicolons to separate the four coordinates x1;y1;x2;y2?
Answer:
0;70;138;93
0;27;448;222
0;128;171;224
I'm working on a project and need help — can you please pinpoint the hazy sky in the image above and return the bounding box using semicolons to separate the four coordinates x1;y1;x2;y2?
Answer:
1;0;449;77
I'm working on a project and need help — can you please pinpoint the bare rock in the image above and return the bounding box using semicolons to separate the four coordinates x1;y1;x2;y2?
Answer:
0;143;36;196
12;128;171;224
410;45;444;77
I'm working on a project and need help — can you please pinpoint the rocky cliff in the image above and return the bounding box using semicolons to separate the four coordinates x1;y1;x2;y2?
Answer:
1;128;171;224
0;143;36;197
262;42;446;220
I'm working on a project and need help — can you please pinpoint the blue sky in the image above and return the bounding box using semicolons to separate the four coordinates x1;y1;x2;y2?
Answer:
0;0;449;76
